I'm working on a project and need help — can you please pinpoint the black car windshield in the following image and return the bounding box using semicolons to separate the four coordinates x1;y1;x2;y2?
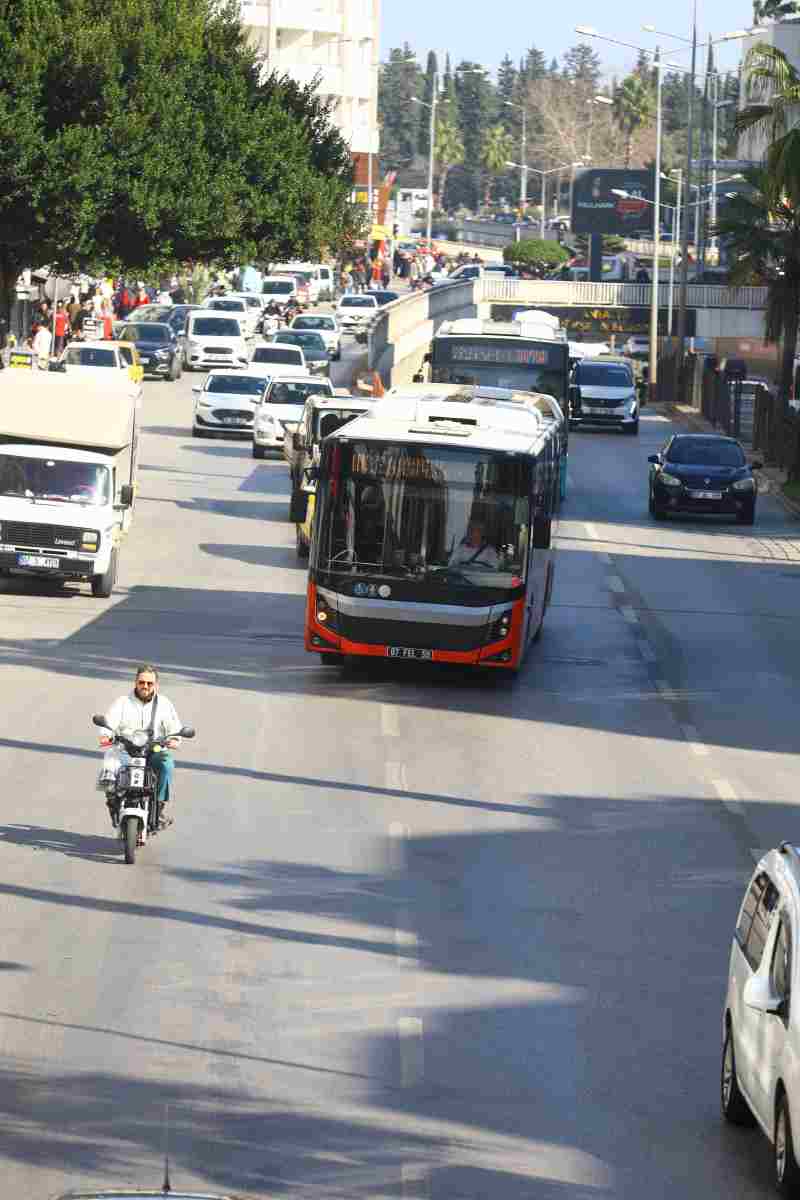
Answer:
191;318;241;337
341;297;376;308
64;347;118;367
253;347;303;364
318;442;531;587
667;439;746;467
208;299;246;312
277;332;326;351
293;317;334;330
576;364;633;387
123;324;171;341
314;409;368;440
264;381;331;405
206;375;266;395
372;292;399;305
0;455;111;504
130;306;170;321
263;281;294;294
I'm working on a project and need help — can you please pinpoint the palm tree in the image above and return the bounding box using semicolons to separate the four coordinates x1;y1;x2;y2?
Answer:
482;123;515;205
434;111;465;210
714;168;800;425
736;43;800;205
612;74;654;168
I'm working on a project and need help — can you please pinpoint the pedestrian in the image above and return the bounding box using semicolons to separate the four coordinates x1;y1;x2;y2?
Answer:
53;300;68;355
33;322;52;368
381;260;391;289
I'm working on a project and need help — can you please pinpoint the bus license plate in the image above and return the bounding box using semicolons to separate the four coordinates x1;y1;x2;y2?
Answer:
388;647;432;661
18;554;59;569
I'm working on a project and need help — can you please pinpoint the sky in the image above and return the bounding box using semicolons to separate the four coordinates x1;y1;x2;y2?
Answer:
380;0;756;81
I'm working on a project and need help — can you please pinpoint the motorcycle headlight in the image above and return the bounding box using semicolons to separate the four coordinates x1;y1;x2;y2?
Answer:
659;472;682;487
732;477;756;492
131;730;148;748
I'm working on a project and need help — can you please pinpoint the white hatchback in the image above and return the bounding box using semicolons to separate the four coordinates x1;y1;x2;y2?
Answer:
252;375;335;457
336;293;378;332
722;842;800;1193
289;313;341;360
191;369;268;438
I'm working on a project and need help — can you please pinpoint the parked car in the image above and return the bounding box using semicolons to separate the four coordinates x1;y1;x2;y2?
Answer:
289;313;341;359
722;842;800;1193
648;433;761;523
116;322;182;380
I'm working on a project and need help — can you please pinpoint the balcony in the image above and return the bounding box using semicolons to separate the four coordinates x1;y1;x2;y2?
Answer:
239;0;270;28
276;61;344;93
273;0;341;34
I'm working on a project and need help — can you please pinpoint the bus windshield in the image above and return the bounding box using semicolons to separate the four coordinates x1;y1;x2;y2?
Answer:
430;336;569;403
317;442;531;589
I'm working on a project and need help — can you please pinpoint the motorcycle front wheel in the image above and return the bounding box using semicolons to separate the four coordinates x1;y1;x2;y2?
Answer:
123;816;137;865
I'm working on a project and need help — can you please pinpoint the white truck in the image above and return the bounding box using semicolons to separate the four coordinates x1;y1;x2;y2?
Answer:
0;373;138;596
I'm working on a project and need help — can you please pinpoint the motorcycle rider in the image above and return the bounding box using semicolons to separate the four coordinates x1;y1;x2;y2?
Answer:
99;665;183;828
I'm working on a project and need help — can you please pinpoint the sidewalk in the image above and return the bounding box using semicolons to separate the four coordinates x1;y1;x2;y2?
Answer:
655;401;800;519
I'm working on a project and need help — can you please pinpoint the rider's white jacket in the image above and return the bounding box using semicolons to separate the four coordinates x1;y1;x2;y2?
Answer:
104;692;182;740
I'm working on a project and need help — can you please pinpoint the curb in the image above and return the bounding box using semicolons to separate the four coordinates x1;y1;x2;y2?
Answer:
660;402;800;520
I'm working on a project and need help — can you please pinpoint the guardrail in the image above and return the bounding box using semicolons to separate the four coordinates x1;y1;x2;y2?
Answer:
368;281;478;387
478;278;768;310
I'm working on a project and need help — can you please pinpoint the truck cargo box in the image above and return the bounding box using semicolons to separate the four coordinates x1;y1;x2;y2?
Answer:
0;371;135;454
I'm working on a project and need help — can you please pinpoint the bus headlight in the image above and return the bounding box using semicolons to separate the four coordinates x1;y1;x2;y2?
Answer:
490;613;512;641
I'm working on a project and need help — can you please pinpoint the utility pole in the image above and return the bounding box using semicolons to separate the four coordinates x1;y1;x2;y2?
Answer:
675;0;698;360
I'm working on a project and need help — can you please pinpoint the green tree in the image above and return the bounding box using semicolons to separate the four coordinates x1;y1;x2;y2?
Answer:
418;50;438;158
378;44;423;172
716;170;800;438
562;43;602;90
454;60;494;209
613;74;656;167
482;124;515;203
753;0;800;22
503;238;569;268
0;0;358;320
435;111;465;209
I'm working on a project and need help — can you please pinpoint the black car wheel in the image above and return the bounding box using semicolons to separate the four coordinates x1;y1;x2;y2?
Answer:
652;497;667;520
736;503;756;526
776;1094;800;1194
624;420;639;436
721;1026;754;1126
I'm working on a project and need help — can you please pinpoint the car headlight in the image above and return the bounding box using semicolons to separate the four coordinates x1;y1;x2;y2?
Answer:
659;472;682;487
198;399;213;408
732;477;756;491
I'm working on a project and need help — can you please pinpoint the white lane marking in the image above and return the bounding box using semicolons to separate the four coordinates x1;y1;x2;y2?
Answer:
607;575;625;593
620;606;639;624
585;522;599;540
386;762;408;791
680;724;709;757
394;912;419;968
713;777;746;819
397;1016;424;1087
381;703;400;737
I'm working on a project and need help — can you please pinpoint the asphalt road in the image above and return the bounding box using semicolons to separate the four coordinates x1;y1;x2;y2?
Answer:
1;378;799;1199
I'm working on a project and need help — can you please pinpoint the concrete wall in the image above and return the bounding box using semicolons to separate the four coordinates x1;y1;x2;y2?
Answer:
368;281;477;387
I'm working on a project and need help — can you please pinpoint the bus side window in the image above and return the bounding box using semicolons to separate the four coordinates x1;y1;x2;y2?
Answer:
531;453;552;550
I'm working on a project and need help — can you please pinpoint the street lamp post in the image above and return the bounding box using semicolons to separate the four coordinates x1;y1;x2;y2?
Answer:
504;100;528;241
506;161;576;240
711;87;735;256
668;169;682;336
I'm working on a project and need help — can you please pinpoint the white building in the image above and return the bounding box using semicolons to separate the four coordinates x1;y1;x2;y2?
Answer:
738;20;800;163
239;0;380;188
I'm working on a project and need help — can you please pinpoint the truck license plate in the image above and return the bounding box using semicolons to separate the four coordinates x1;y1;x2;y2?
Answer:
17;554;59;569
388;647;433;661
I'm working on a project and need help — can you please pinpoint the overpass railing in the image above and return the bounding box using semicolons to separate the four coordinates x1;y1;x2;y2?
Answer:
479;278;768;310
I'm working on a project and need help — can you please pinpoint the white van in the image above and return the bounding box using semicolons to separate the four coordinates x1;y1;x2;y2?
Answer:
270;262;333;303
261;276;300;306
185;310;249;371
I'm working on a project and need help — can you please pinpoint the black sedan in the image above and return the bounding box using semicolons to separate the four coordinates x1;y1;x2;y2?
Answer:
648;434;761;525
118;321;182;380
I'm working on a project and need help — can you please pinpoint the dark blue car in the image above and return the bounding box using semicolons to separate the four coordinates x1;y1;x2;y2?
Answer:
648;434;761;525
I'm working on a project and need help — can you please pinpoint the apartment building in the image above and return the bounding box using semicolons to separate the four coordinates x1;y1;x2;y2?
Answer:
738;19;800;163
239;0;380;189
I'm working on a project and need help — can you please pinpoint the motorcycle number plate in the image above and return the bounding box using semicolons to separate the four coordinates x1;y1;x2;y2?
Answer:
129;768;145;787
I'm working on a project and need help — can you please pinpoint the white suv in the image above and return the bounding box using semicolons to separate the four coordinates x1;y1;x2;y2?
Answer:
722;842;800;1192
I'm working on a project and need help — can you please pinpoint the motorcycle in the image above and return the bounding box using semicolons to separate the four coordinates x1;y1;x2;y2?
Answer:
92;715;196;864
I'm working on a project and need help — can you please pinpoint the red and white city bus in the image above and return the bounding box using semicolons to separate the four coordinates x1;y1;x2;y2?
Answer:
303;386;562;672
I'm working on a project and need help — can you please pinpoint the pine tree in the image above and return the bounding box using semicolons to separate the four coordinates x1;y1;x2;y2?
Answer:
497;54;517;133
378;44;423;172
562;43;602;89
418;51;438;158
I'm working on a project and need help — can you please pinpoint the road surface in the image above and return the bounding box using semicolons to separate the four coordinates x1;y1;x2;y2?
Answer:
0;378;797;1198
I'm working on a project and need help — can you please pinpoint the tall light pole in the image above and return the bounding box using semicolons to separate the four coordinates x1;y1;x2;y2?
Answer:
413;65;486;247
506;161;575;240
668;169;682;336
504;100;527;240
585;94;613;160
711;86;735;257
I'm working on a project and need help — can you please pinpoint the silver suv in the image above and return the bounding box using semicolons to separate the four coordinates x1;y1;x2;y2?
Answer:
722;843;800;1192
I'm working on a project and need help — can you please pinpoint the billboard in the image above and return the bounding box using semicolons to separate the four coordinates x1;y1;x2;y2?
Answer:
571;169;654;235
